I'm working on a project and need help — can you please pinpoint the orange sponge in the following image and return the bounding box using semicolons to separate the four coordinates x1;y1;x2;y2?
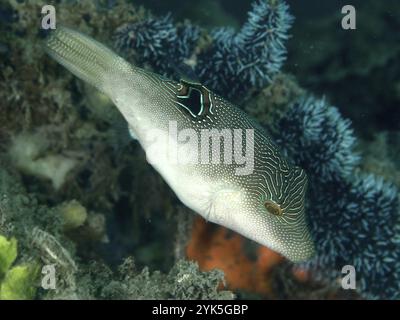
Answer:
186;217;285;296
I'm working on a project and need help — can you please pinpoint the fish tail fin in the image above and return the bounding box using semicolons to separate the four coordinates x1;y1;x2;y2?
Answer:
44;26;131;91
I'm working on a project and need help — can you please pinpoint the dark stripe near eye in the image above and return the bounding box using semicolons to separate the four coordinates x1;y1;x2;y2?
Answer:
176;80;213;119
177;87;203;117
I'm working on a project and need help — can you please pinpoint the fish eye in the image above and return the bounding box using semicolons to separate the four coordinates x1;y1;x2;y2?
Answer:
264;200;283;216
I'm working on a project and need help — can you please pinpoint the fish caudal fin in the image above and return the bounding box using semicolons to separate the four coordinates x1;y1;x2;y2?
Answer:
44;26;131;91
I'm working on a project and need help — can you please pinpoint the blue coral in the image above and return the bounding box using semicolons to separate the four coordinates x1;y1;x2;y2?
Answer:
273;96;400;299
309;175;399;299
114;0;293;100
114;15;200;77
274;96;360;182
197;0;293;99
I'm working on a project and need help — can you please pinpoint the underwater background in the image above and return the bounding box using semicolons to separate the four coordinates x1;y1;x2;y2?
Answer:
0;0;399;299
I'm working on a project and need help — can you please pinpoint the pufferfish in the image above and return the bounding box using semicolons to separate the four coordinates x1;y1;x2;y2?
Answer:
44;26;315;262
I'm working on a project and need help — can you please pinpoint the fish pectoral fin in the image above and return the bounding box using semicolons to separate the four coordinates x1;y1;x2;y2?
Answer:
205;187;244;225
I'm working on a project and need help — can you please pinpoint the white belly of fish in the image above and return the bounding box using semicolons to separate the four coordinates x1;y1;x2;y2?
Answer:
139;128;245;225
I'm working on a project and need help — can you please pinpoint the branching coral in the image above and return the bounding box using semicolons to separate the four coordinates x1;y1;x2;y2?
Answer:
272;96;400;299
273;96;360;182
306;174;399;299
114;0;293;100
197;0;293;99
115;15;200;78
